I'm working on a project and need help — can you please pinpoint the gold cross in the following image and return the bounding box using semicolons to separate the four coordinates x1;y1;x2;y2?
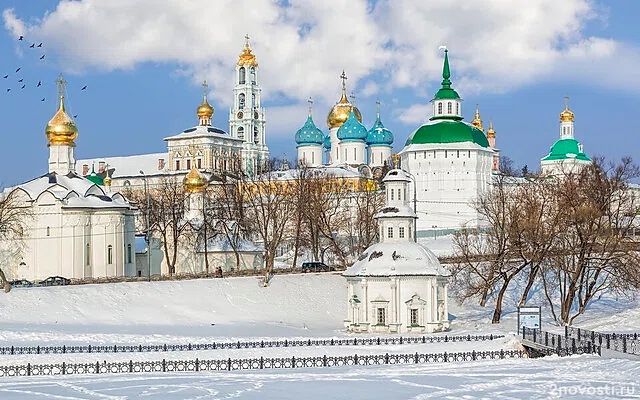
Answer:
56;73;67;98
340;70;348;90
245;34;250;46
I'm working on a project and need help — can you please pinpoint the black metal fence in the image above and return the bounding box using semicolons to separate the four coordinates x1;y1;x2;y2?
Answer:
521;327;600;357
0;349;525;377
0;334;503;356
565;327;640;356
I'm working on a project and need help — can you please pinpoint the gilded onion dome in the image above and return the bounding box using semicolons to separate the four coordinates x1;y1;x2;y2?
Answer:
471;104;483;131
559;99;575;123
486;121;496;138
197;95;214;119
183;166;208;193
237;34;258;67
327;71;362;129
45;75;78;147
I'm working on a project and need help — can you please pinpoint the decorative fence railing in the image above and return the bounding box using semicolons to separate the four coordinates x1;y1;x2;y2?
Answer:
521;327;600;357
0;334;503;356
565;327;640;356
0;349;525;377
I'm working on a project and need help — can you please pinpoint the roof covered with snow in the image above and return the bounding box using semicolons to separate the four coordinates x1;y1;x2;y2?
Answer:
164;124;242;142
375;204;416;219
343;242;447;277
266;165;365;181
76;152;169;179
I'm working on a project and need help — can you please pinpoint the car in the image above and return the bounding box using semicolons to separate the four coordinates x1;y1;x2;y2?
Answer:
10;279;33;288
302;262;331;273
40;276;71;286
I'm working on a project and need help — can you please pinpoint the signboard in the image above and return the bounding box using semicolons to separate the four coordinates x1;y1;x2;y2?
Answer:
517;306;541;330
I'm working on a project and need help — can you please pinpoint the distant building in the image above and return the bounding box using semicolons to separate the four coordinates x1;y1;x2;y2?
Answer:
0;75;136;282
343;168;450;334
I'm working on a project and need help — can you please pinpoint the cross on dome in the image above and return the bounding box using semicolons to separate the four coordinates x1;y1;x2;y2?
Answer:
350;92;356;105
307;97;313;116
340;70;348;91
202;80;208;96
376;99;381;118
56;73;67;99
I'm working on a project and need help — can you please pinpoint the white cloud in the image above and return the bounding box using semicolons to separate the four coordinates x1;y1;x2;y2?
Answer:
396;104;430;125
3;0;640;110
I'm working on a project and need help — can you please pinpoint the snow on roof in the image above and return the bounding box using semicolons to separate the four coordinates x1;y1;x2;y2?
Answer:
76;152;169;179
4;172;133;210
164;125;242;142
343;242;448;277
197;236;264;253
383;169;411;183
375;204;416;219
267;165;364;181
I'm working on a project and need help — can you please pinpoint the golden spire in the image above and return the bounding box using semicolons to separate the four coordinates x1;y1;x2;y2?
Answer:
196;80;214;123
471;103;483;131
559;95;575;122
237;34;258;67
103;164;112;187
486;120;496;138
327;70;362;128
392;153;400;169
45;73;78;147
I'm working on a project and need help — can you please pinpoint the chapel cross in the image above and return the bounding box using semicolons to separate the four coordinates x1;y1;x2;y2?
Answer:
56;73;67;98
202;80;208;97
376;99;381;118
307;97;313;115
564;95;570;108
340;70;348;90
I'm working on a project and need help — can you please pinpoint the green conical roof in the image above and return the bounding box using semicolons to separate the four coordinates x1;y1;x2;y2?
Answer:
85;165;104;186
433;50;460;101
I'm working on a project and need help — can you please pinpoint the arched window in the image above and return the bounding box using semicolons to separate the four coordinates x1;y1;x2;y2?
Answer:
447;102;452;114
456;103;459;115
254;126;259;144
197;158;202;169
437;102;443;115
250;67;256;84
387;226;393;238
239;67;246;84
391;189;394;201
239;93;245;109
175;160;181;170
399;226;405;239
85;243;91;266
237;126;245;140
107;245;113;264
127;244;132;264
252;93;256;108
186;159;191;170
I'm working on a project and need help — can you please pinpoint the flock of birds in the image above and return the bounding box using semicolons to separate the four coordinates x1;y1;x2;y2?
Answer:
3;35;88;119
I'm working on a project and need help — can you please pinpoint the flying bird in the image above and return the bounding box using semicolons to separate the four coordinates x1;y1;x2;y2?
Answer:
37;43;42;47
2;75;7;79
6;88;10;92
37;81;41;87
40;55;45;60
18;36;23;41
29;43;34;48
18;79;23;82
21;85;25;89
73;114;78;118
41;98;45;101
15;68;20;73
81;85;87;90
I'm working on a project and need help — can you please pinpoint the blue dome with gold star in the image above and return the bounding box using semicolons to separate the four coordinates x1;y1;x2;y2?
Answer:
337;110;367;142
366;115;393;147
295;115;324;146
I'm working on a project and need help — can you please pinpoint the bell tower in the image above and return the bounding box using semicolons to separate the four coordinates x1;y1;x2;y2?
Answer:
229;34;269;175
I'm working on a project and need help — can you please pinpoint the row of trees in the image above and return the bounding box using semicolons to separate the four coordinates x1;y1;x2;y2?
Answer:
452;158;640;325
124;161;384;283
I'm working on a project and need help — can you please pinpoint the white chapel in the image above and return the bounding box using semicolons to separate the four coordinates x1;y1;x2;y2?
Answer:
343;167;450;334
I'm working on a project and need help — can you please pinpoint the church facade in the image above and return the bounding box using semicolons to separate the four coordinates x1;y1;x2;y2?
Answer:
0;75;136;282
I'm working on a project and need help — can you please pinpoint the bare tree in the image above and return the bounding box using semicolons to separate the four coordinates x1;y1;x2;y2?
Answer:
0;190;33;292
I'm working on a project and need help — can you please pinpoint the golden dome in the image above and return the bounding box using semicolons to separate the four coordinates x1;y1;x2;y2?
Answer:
237;34;258;67
197;98;214;119
45;94;78;146
486;121;496;138
471;104;483;131
327;71;362;128
183;166;208;193
559;105;574;122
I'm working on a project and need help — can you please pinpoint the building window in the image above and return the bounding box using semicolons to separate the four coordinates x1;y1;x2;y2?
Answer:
410;309;419;325
186;159;191;170
175;160;181;170
444;151;447;159
456;103;459;115
239;67;246;84
46;226;50;237
107;245;113;265
85;243;91;266
252;93;256;108
399;226;405;239
409;226;412;239
197;158;202;169
311;152;315;164
387;226;393;238
238;127;244;140
377;308;386;325
353;148;356;160
457;150;460;158
250;67;256;84
390;189;394;201
239;93;245;109
447;102;452;114
127;243;132;264
437;102;442;115
254;126;259;144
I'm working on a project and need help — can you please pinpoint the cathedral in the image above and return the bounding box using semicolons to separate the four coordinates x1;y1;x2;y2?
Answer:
0;75;136;282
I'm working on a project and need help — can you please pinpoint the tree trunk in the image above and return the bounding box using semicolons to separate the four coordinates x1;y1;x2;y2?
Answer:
491;277;511;323
519;265;539;306
479;268;496;307
0;268;10;293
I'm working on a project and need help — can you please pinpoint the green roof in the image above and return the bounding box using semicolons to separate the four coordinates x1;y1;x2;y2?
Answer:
405;121;490;147
541;138;591;162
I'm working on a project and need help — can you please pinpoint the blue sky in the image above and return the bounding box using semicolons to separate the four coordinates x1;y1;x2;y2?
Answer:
0;0;639;187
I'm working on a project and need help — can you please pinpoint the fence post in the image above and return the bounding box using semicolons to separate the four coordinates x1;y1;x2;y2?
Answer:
444;352;448;362
37;346;40;355
490;334;493;340
10;346;13;355
533;329;536;343
500;349;504;359
353;354;357;365
323;355;327;367
545;331;548;347
623;337;627;353
564;325;568;338
571;338;576;354
62;362;66;375
195;358;199;372
114;345;117;353
415;352;419;363
445;335;448;343
606;335;610;350
96;361;100;374
385;353;389;364
228;358;232;371
261;356;264;369
472;350;476;361
89;345;92;353
162;359;166;372
63;345;66;354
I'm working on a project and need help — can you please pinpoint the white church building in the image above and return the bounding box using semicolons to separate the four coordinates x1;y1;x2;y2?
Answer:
0;75;136;282
343;167;450;334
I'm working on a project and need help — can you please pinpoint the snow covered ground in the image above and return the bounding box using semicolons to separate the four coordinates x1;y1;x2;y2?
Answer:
0;273;639;399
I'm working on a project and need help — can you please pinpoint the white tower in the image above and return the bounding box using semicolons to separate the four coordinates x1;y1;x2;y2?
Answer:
229;35;269;175
46;74;78;175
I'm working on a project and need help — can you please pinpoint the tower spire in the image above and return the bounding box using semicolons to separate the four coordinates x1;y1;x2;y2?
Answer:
55;73;67;111
440;47;451;88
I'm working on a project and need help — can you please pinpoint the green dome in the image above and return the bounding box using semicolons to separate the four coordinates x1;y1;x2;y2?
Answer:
541;138;591;162
405;120;490;147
